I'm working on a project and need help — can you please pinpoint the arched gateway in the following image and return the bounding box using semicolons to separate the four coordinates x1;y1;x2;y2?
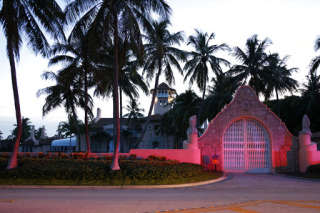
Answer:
223;119;271;173
198;86;293;173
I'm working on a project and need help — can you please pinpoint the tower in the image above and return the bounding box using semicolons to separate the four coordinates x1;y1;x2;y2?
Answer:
151;82;176;115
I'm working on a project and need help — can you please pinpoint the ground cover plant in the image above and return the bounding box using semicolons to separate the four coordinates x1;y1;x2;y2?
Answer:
0;156;222;186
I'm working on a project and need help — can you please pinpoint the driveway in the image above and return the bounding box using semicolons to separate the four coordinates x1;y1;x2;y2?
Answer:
0;174;319;213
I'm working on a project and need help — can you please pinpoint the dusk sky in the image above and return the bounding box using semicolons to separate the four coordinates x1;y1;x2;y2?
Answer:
0;0;319;138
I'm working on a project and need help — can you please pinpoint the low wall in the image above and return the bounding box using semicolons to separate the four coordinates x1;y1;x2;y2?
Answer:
0;148;201;165
129;149;201;164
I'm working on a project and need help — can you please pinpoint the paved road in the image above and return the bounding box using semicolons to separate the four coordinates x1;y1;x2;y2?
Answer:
0;174;319;213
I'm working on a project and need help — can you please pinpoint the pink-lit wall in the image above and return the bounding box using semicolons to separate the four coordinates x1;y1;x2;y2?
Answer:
299;133;320;173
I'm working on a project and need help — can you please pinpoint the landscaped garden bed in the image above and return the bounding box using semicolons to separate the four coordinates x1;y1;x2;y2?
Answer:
0;155;222;185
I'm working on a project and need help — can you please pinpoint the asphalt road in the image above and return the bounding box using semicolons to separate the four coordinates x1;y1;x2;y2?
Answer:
0;174;319;213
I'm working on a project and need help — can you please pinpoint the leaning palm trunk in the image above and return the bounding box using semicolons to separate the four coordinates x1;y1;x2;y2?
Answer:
111;15;121;170
137;67;161;146
7;46;22;170
84;65;91;154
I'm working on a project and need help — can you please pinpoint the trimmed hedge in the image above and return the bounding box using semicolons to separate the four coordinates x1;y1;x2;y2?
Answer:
0;157;221;185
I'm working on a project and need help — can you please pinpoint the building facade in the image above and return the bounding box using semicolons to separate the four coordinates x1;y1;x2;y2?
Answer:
79;82;176;153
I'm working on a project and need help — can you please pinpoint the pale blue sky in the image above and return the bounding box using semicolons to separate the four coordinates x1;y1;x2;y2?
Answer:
0;0;319;137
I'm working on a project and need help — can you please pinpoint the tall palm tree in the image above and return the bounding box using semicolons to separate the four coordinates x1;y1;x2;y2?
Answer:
0;0;64;169
65;0;171;170
228;34;272;96
184;30;230;99
264;54;298;114
139;19;186;145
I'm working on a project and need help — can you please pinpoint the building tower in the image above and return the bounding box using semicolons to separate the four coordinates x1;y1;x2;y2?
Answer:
151;82;176;115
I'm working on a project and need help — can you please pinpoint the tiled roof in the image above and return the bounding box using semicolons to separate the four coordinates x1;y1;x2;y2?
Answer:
150;82;177;93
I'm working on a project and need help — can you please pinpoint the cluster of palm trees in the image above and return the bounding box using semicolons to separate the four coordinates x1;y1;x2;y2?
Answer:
2;0;320;171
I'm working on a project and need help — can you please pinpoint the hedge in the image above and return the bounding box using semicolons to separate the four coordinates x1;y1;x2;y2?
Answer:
0;157;221;185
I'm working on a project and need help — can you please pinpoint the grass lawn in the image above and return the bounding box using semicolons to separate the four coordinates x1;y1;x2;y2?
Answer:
0;157;222;186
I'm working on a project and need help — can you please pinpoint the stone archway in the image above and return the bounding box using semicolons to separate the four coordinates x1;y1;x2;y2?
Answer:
222;118;271;173
198;86;293;173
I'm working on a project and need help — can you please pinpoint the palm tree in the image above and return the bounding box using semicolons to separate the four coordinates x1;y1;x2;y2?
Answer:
0;0;64;169
11;117;32;143
184;30;230;99
301;70;320;114
65;0;171;170
123;99;145;123
310;37;320;73
139;19;186;145
200;72;240;122
49;30;96;154
92;37;148;120
228;34;272;96
264;54;298;115
37;70;92;151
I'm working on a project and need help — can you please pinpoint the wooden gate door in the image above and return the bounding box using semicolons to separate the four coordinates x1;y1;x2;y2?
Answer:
223;119;271;173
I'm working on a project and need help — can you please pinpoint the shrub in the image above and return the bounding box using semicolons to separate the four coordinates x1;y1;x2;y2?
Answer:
147;155;160;161
306;164;320;177
119;155;128;160
38;152;45;158
128;154;137;160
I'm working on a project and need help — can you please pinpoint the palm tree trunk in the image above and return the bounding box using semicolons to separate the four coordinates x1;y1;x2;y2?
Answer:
7;46;22;170
275;89;280;116
71;108;81;152
111;14;121;170
119;86;123;153
202;80;206;100
137;65;161;146
84;64;91;154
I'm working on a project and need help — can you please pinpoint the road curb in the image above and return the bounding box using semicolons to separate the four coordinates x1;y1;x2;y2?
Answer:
0;175;229;190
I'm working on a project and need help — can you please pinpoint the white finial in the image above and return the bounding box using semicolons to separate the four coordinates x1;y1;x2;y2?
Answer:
27;126;39;145
301;114;311;135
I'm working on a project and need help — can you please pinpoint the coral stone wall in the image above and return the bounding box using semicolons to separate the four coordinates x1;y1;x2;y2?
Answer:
198;86;293;172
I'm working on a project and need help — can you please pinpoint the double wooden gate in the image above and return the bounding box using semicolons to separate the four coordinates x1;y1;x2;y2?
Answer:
223;119;271;173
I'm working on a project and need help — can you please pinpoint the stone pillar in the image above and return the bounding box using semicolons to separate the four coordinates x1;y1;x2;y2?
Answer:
299;131;313;173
